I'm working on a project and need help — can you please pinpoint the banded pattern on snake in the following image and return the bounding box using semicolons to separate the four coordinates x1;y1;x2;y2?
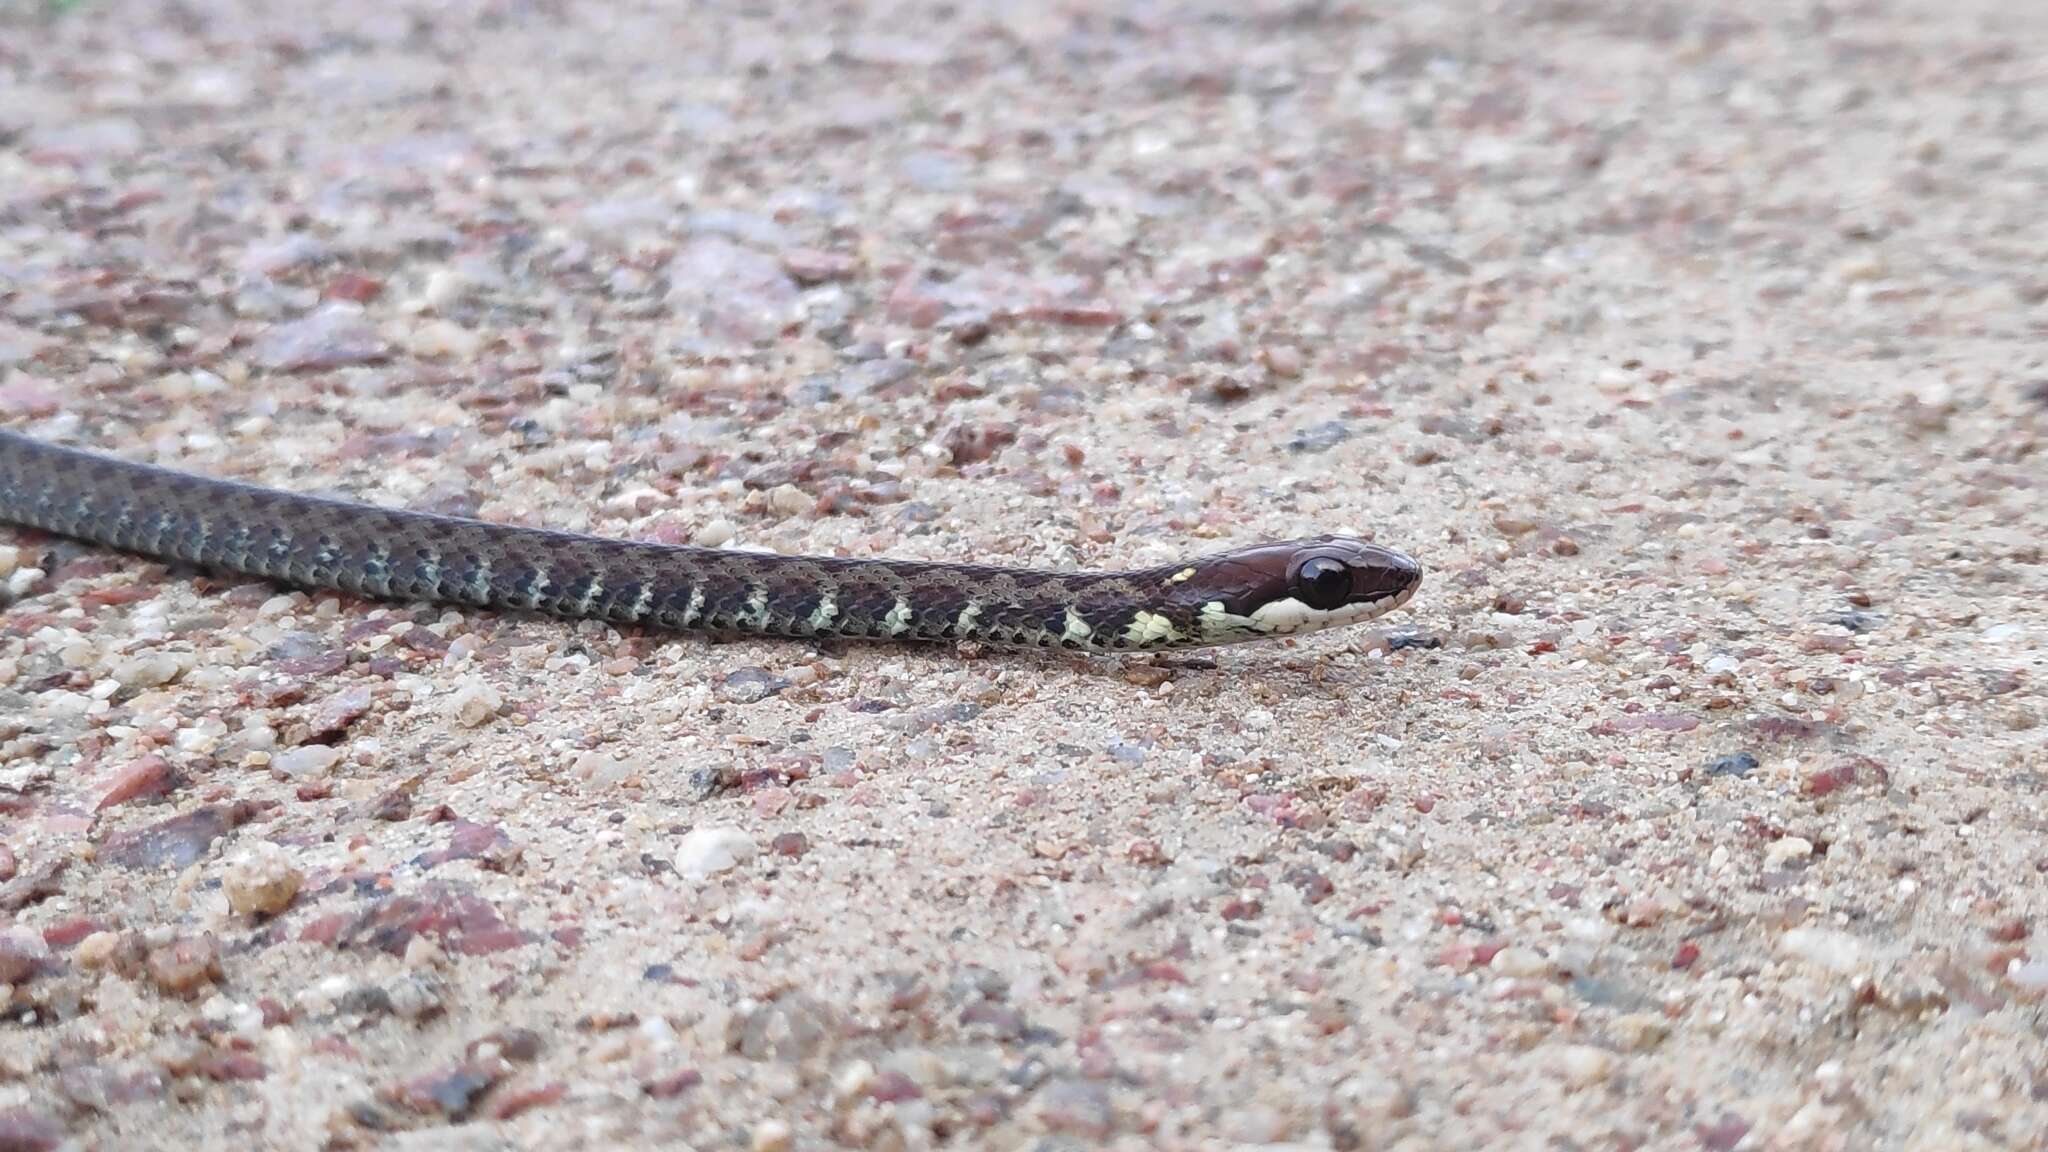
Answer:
0;429;1422;651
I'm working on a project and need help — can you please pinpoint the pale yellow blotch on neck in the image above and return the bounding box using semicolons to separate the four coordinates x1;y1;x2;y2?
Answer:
1061;606;1094;644
1166;566;1199;584
955;604;981;635
1122;610;1182;646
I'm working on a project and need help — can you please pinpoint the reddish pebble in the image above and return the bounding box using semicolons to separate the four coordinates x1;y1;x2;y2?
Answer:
1673;941;1701;969
490;1080;566;1120
868;1070;923;1103
41;918;102;949
770;832;810;858
1988;918;2029;943
643;1068;703;1098
80;585;154;608
196;1052;267;1081
0;931;48;985
1127;839;1170;866
1801;764;1859;797
1219;898;1262;921
1695;1114;1750;1152
96;755;179;810
0;1107;65;1152
146;935;222;996
325;272;384;303
1139;960;1189;984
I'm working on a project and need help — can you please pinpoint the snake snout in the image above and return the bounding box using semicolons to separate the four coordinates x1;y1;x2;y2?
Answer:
1359;545;1423;606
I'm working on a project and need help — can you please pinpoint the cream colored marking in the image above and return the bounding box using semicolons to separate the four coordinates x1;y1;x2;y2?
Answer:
883;597;915;636
526;567;552;604
575;575;606;614
1122;610;1182;647
1197;600;1237;640
630;583;655;619
415;550;442;590
680;585;706;626
1246;596;1316;634
954;603;982;635
1195;586;1418;644
743;585;772;629
470;558;494;600
1061;607;1094;644
808;592;839;631
1166;566;1199;584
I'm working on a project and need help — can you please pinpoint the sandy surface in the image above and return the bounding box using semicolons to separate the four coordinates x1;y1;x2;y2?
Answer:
1;0;2045;1148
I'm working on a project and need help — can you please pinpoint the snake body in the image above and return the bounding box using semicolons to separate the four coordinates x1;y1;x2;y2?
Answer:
0;430;1422;651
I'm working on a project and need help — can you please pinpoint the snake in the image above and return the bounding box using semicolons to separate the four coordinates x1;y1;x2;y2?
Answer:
0;428;1422;652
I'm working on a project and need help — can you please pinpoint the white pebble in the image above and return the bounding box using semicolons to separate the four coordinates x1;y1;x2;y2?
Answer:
1489;946;1553;979
695;519;737;547
446;678;503;727
1552;1044;1615;1087
573;751;641;789
112;652;188;689
1780;927;1866;975
765;484;813;517
410;319;481;358
1765;836;1814;866
674;825;758;880
0;544;17;579
270;745;341;778
6;567;44;597
751;1119;794;1152
258;593;302;618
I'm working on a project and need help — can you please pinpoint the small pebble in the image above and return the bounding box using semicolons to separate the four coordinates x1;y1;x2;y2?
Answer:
112;652;188;689
1552;1045;1615;1087
221;842;303;917
447;678;504;727
270;745;342;779
674;826;758;880
1489;946;1553;979
1765;837;1814;866
1779;927;1866;975
738;1118;789;1152
0;926;49;985
765;484;813;516
75;931;126;969
146;935;223;997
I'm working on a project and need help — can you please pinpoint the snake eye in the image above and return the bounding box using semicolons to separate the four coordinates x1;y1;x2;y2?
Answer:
1293;556;1352;611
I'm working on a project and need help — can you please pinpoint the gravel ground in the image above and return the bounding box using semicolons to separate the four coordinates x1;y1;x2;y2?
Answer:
2;0;2045;1149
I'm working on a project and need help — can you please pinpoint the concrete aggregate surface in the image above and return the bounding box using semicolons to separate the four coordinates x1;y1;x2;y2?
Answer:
0;0;2044;1148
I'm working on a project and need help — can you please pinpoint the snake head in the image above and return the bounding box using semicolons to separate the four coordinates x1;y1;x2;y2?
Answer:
1172;535;1423;644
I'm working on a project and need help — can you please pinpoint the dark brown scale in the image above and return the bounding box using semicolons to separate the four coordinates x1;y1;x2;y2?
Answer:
0;430;1422;651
